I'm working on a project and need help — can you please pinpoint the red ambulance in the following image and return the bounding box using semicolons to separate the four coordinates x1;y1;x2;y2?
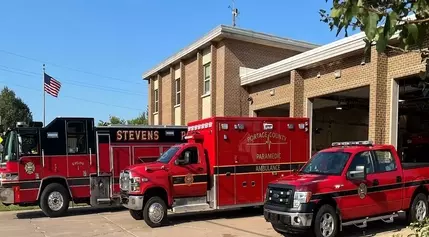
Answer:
119;116;310;227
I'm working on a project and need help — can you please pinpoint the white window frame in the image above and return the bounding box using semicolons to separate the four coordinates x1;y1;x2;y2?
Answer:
203;62;211;95
154;89;159;113
175;78;181;106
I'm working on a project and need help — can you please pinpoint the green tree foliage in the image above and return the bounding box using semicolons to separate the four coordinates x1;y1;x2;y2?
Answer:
319;0;429;59
98;112;148;126
0;87;32;133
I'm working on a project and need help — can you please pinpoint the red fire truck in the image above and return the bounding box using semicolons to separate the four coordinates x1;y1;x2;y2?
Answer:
0;117;187;217
119;116;310;227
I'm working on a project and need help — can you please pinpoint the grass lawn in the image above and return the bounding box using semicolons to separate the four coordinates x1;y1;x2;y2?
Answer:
0;202;38;212
0;202;88;212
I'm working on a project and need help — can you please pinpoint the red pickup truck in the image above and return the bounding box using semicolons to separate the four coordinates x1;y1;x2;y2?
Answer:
264;141;429;237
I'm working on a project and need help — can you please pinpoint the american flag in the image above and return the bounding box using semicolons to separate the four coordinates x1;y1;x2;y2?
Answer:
44;73;61;97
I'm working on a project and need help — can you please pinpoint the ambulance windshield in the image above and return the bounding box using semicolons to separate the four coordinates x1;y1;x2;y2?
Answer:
157;146;180;164
300;151;350;175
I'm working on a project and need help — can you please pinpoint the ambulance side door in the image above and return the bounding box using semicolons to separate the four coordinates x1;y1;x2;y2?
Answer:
169;144;208;198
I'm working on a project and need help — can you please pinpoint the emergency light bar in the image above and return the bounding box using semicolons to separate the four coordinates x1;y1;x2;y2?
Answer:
331;140;373;147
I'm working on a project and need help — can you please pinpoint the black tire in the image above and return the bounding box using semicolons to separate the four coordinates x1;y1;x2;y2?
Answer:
313;205;339;237
129;209;144;220
142;196;168;228
408;193;428;223
39;183;70;218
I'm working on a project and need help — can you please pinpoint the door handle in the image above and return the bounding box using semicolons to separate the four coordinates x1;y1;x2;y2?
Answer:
373;179;379;186
242;181;247;187
251;181;256;187
396;176;402;183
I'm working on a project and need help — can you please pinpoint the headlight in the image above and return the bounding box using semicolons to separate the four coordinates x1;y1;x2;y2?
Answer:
130;177;149;192
293;191;312;208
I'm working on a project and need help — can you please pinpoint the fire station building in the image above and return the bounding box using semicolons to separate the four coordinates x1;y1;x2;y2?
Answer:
143;25;429;158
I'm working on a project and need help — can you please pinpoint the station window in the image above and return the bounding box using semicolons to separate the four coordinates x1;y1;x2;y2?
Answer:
154;89;159;113
67;121;87;154
175;78;181;106
203;63;211;95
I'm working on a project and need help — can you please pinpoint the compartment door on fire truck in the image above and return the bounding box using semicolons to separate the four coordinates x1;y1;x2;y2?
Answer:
170;144;207;197
96;132;111;175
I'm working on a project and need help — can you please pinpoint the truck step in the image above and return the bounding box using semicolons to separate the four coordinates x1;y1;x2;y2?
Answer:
96;198;112;205
172;203;212;214
342;213;399;228
173;196;207;206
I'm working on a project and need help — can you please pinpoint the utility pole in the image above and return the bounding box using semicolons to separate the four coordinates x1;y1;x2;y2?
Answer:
229;0;239;27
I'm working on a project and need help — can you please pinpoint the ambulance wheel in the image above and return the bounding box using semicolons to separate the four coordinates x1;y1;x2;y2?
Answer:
143;196;168;228
313;204;339;237
129;209;144;220
39;183;70;218
408;193;428;223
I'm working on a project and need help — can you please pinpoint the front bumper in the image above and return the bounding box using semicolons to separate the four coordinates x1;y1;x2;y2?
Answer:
122;195;144;211
264;208;313;232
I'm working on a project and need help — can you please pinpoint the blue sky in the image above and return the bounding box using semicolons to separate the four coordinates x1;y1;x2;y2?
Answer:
0;0;356;124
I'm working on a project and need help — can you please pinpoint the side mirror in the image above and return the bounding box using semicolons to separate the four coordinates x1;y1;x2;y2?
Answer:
346;165;366;181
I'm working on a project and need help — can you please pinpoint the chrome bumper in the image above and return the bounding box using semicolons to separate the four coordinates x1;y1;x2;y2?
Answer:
0;187;14;204
264;209;313;227
122;195;144;211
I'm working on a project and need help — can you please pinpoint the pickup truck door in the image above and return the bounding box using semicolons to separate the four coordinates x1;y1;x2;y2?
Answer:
370;149;403;213
341;151;380;220
169;144;208;198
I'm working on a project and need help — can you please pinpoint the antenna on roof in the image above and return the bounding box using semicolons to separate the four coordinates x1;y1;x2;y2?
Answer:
228;0;239;27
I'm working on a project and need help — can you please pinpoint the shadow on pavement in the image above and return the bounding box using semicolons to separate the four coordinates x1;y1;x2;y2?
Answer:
15;206;126;219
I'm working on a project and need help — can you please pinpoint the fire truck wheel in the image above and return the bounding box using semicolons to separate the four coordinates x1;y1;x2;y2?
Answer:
39;183;70;218
143;196;168;228
313;204;339;237
129;209;144;220
408;193;428;223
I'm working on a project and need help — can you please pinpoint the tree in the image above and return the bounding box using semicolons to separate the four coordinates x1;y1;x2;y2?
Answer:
0;87;33;133
127;112;148;125
97;112;148;126
320;0;429;59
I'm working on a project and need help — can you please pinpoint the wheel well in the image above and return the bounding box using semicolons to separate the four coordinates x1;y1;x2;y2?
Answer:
409;185;429;208
314;197;338;214
143;187;168;207
37;177;72;201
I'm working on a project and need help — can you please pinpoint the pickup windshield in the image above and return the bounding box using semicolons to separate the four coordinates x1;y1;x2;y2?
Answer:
300;151;351;175
157;146;180;164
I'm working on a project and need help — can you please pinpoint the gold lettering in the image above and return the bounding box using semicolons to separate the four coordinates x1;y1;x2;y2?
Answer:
154;131;159;140
135;130;141;140
129;131;135;141
256;153;281;160
116;130;123;141
123;131;129;141
247;132;287;143
145;131;150;140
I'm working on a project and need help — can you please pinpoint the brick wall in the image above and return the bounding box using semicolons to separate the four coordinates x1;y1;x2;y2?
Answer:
161;70;172;124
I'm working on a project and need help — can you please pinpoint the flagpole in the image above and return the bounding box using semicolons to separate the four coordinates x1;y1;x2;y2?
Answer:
43;64;46;127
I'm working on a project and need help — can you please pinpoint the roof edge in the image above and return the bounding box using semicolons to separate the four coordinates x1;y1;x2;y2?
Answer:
141;25;319;80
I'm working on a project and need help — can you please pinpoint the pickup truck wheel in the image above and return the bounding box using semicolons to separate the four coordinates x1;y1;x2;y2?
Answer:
129;209;143;220
409;193;428;223
143;196;168;228
314;205;339;237
39;183;70;218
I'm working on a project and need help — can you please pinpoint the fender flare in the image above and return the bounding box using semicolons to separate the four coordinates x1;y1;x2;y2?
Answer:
36;176;73;201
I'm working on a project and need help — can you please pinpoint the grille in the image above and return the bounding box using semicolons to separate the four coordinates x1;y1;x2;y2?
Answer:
266;186;293;207
119;171;130;192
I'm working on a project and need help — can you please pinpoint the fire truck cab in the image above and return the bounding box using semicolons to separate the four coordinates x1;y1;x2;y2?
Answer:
0;117;187;217
119;116;310;227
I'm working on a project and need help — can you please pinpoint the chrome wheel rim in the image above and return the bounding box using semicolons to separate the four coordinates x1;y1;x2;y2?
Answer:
320;213;335;237
148;202;164;224
416;200;427;221
48;191;64;211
